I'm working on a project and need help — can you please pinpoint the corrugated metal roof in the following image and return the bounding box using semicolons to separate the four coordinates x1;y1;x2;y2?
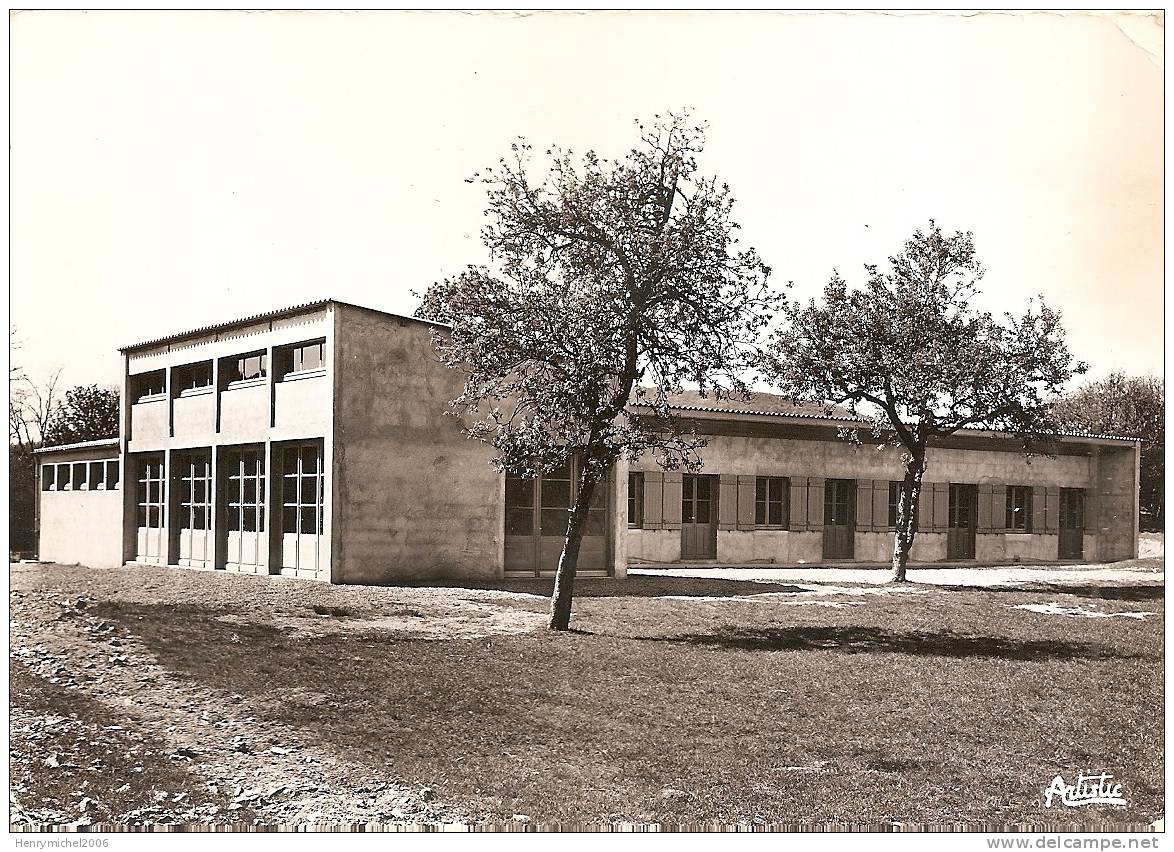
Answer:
658;403;1141;443
119;298;450;352
33;438;120;455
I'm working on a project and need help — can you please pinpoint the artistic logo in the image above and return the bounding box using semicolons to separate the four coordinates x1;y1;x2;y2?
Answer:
1043;772;1127;808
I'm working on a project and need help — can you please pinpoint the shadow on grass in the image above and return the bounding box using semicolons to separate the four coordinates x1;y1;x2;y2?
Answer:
945;583;1165;602
393;576;812;599
646;625;1139;661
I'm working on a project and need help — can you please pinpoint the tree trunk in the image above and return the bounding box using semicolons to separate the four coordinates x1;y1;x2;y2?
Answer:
548;462;604;631
891;451;927;583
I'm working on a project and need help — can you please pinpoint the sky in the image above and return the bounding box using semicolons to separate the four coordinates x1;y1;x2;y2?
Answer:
10;10;1164;393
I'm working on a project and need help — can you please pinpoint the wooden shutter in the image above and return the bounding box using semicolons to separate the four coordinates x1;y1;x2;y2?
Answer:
917;483;933;532
977;483;994;531
856;479;874;531
663;473;683;531
932;482;949;532
643;471;664;530
806;477;825;531
736;475;756;530
789;476;808;531
991;485;1007;532
1044;486;1060;533
718;475;738;531
874;481;890;530
1031;487;1046;534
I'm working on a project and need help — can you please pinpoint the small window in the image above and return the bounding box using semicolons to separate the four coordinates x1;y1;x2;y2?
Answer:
175;361;213;393
41;465;55;491
72;462;87;490
106;460;120;490
754;476;789;528
1006;485;1033;532
89;461;105;490
628;472;644;528
290;340;325;374
132;370;166;401
888;481;906;528
58;464;72;490
228;352;267;383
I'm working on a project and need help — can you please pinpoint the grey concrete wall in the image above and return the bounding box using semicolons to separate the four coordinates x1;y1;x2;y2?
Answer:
332;305;502;583
627;430;1131;565
1093;445;1140;561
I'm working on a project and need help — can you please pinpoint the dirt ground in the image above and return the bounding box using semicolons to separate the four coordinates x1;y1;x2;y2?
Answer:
9;558;1164;829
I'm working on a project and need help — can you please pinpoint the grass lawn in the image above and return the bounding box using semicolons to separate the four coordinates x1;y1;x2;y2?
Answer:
9;562;1164;828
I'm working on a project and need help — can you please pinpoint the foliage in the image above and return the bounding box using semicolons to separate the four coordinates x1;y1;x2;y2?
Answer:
762;222;1087;580
1055;373;1163;527
417;113;774;627
42;384;120;448
9;376;120;557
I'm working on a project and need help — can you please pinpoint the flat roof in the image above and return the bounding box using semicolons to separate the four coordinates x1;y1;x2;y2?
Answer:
33;438;120;455
119;298;450;353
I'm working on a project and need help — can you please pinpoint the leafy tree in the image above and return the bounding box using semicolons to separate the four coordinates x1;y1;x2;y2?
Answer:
42;384;120;447
762;223;1087;582
417;114;774;629
1055;373;1163;529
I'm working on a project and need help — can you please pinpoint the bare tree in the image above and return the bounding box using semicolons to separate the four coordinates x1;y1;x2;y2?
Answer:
762;222;1087;582
417;114;774;629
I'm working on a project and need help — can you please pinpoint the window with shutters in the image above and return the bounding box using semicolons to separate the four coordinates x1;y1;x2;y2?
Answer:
754;476;789;528
628;472;644;528
1006;485;1033;531
888;481;907;527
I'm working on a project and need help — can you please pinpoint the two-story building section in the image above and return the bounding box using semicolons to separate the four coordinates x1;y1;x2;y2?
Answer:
33;298;1141;582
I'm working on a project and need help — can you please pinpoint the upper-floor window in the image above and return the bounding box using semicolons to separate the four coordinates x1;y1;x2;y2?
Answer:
228;352;267;384
132;370;166;401
1006;485;1033;531
289;340;325;374
174;361;213;394
755;476;789;527
628;472;644;528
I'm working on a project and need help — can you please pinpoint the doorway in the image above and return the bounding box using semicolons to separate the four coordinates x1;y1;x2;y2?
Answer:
822;478;855;559
1058;488;1085;559
947;483;977;559
681;474;718;559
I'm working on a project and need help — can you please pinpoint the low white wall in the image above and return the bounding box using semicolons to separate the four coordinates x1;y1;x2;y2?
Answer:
40;490;123;567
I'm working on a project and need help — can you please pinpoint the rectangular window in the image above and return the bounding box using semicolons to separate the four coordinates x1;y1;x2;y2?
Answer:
89;461;105;490
888;481;906;528
628;472;644;528
1006;485;1033;531
106;460;120;490
228;352;267;384
58;463;72;490
291;340;325;374
132;370;166;401
175;361;213;393
72;462;88;490
754;476;789;527
41;465;55;491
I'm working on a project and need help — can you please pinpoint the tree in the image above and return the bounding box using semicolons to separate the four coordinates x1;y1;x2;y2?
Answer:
761;222;1087;582
42;384;120;447
9;370;62;557
416;114;773;629
9;377;119;557
1055;373;1163;529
